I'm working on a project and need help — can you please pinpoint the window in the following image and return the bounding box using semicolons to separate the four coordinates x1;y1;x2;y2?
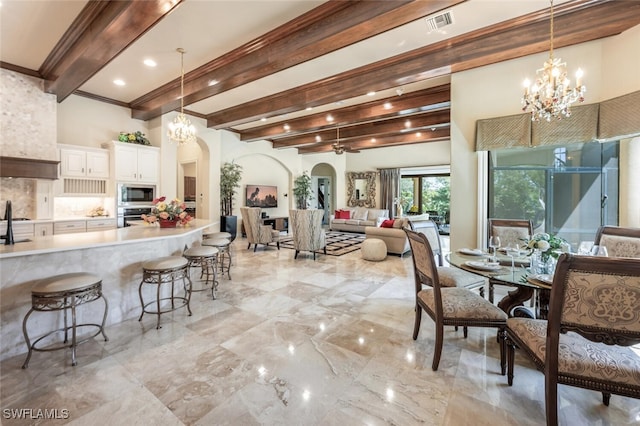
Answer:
488;141;619;248
400;168;450;226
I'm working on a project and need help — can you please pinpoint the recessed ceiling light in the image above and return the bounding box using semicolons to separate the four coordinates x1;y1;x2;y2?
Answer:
431;127;436;131
383;102;392;109
416;132;422;137
315;135;322;142
208;79;219;86
306;106;313;111
404;120;411;128
326;114;334;122
260;117;267;122
113;79;125;86
370;138;376;143
143;59;157;67
283;124;290;131
367;91;376;96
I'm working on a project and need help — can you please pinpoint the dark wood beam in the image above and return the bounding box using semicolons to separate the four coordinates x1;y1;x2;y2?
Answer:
207;0;640;128
41;0;183;102
296;127;450;154
272;110;450;149
239;84;451;142
130;0;464;120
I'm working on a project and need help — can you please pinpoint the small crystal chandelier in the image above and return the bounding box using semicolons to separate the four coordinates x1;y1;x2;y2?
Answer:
521;0;586;122
167;48;196;145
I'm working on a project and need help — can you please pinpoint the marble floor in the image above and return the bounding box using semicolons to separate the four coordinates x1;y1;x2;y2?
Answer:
1;239;638;425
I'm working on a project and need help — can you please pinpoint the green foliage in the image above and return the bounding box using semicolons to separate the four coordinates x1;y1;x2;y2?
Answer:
293;171;313;209
220;162;243;216
118;131;150;145
492;170;545;228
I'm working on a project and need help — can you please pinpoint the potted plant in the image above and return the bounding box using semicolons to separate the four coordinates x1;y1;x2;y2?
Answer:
220;161;243;240
293;171;313;210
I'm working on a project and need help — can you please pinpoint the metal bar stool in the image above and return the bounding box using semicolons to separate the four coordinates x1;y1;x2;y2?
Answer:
183;245;219;299
203;231;233;265
138;256;192;329
22;272;109;368
202;238;232;280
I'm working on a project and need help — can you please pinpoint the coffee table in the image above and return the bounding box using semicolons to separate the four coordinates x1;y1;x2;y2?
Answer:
446;251;551;318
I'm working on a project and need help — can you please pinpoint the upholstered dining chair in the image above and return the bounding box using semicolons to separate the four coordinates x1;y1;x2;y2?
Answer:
417;219;486;295
240;207;281;252
487;218;534;302
594;225;640;258
505;254;640;426
289;209;326;260
404;228;507;372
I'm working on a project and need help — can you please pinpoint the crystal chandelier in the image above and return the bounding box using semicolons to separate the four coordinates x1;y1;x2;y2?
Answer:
521;0;586;122
167;48;196;145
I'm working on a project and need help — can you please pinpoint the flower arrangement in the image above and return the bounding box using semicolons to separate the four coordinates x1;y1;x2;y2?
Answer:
141;196;193;225
118;131;150;145
525;232;570;261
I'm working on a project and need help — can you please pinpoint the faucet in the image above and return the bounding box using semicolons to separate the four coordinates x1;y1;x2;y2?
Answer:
2;200;14;245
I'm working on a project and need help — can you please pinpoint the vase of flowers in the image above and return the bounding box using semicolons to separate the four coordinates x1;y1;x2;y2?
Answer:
141;196;193;226
526;232;569;274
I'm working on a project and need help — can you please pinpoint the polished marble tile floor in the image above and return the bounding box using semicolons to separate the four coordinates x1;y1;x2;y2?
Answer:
1;240;638;425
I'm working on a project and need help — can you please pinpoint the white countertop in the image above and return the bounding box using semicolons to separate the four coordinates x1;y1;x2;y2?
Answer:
0;219;215;258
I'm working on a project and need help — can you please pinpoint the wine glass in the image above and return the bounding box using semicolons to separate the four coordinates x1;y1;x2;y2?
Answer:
504;241;520;271
578;241;594;255
591;245;609;257
488;236;501;262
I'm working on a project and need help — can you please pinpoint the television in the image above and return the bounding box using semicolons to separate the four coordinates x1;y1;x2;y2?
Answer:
245;184;277;208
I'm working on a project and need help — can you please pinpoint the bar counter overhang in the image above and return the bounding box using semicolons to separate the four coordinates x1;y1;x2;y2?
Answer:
0;220;214;361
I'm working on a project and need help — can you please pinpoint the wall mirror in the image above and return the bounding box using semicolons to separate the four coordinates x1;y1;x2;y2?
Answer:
347;172;376;207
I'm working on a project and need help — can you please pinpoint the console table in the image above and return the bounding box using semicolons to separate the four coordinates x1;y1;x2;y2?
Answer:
241;216;289;237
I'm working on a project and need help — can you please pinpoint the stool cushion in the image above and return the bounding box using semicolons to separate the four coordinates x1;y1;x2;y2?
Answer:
143;256;188;271
202;238;230;248
184;246;218;257
32;272;101;295
204;231;231;239
361;238;387;261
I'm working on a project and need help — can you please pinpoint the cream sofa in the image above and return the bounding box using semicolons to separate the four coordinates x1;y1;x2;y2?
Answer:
330;207;389;233
364;217;413;255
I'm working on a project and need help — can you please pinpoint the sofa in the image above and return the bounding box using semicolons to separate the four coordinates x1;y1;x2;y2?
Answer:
364;217;413;255
330;207;389;233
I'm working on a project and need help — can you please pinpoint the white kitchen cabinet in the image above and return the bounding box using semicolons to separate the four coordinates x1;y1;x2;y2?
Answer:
36;180;54;219
86;218;117;232
0;222;34;240
59;145;109;178
34;223;53;237
112;142;159;184
54;220;87;234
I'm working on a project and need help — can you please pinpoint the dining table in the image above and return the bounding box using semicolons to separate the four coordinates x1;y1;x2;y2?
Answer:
446;249;552;319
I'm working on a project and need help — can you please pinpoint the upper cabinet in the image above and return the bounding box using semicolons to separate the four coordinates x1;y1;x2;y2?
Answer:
59;145;109;178
109;141;159;184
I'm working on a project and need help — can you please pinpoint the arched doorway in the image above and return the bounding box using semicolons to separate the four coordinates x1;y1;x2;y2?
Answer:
311;163;336;225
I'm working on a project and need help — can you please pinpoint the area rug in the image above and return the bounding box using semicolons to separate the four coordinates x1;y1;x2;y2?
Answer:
279;231;365;256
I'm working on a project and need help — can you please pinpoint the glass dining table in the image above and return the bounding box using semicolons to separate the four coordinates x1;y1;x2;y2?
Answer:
446;250;552;318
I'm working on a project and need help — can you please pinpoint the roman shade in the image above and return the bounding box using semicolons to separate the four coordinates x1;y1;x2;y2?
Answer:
598;90;640;141
475;113;531;151
531;103;599;147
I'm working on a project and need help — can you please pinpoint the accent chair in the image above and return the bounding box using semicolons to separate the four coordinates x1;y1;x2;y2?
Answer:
240;207;281;252
289;209;326;260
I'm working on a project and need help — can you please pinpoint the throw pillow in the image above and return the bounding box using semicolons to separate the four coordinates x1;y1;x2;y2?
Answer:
392;218;406;228
352;208;368;221
380;219;395;228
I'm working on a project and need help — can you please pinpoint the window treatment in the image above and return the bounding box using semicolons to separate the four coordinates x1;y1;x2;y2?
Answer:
379;168;400;215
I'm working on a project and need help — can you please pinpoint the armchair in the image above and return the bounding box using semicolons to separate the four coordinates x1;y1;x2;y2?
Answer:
506;254;640;425
240;207;281;252
289;209;326;260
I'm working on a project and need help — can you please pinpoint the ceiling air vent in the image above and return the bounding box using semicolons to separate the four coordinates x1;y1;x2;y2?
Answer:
425;10;454;33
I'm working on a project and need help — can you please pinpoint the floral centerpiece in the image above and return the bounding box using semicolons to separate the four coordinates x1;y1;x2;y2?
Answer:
525;232;570;261
141;196;193;227
118;131;150;145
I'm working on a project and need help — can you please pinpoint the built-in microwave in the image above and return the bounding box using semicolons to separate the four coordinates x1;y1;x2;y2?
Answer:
117;183;156;206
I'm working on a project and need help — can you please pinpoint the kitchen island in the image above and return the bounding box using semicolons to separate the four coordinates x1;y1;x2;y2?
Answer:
0;219;216;361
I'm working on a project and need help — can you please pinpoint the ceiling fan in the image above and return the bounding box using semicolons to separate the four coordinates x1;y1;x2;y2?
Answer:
332;127;360;155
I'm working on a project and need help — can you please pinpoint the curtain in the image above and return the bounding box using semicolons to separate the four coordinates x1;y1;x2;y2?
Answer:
379;168;400;215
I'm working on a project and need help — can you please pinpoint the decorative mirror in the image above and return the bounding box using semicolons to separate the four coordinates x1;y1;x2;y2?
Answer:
346;172;376;207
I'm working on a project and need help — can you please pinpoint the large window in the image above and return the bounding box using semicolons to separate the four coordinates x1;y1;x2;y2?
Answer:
489;141;619;247
400;172;450;226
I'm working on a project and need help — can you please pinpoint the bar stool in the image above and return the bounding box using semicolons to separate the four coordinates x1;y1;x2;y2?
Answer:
183;245;219;299
138;256;192;329
202;238;232;280
22;272;109;368
203;231;231;240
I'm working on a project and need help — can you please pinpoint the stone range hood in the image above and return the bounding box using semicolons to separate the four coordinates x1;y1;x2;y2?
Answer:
0;156;59;180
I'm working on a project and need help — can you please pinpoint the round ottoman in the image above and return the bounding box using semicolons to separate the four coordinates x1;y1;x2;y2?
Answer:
361;238;387;261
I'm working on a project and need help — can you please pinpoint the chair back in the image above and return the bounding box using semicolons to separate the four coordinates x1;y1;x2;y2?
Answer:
289;209;325;251
594;225;640;258
548;254;640;348
405;228;443;312
488;218;533;248
240;207;261;244
415;219;443;266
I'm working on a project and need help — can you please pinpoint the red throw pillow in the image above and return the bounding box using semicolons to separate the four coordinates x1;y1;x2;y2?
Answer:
380;219;395;228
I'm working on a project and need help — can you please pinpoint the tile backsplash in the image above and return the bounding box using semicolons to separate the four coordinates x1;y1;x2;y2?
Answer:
0;178;35;219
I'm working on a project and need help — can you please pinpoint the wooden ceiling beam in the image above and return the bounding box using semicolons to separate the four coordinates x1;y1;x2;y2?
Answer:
207;1;640;128
239;84;451;142
130;0;463;121
42;0;183;102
